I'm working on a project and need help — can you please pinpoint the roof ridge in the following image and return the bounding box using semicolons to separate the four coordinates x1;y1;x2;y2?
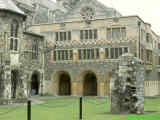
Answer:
0;0;25;16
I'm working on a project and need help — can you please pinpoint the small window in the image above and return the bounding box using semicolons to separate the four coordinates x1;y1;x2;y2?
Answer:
107;28;111;40
94;29;97;39
87;49;91;59
56;32;59;41
78;49;82;60
124;47;128;53
112;28;120;40
68;31;71;40
62;50;65;60
58;50;61;60
122;27;126;40
85;30;89;39
60;32;63;41
32;40;39;59
64;32;66;41
96;48;99;59
91;49;94;59
119;48;122;56
10;20;19;51
83;49;87;59
105;48;109;58
65;50;68;60
70;50;73;60
80;30;83;40
115;48;119;58
53;51;56;61
89;30;92;39
111;48;115;59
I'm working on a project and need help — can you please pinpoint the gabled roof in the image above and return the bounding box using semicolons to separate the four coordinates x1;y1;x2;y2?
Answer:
59;0;122;22
0;0;25;16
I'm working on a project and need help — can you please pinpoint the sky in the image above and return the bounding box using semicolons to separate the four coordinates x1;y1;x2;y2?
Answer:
52;0;160;35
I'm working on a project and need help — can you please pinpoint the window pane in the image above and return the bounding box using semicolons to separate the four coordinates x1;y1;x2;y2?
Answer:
65;50;68;60
68;31;71;40
112;28;120;40
119;48;122;56
124;47;128;53
85;30;88;39
107;28;111;40
78;49;82;60
10;38;13;50
94;29;97;39
58;50;61;60
70;50;73;60
56;32;59;41
89;30;92;39
122;27;126;40
64;32;66;41
60;32;63;41
111;48;115;59
83;49;86;59
62;50;65;60
91;49;94;59
87;49;91;59
96;48;99;59
80;30;83;40
105;48;109;58
54;51;56;61
115;48;118;58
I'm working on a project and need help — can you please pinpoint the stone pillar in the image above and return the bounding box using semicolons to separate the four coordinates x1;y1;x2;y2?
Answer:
100;48;104;61
99;81;105;96
110;53;144;114
72;81;78;96
73;49;78;62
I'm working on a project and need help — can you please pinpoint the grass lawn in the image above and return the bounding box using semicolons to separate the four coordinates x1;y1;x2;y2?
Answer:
0;97;160;120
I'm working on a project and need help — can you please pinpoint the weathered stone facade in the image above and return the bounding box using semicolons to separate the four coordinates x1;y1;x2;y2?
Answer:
0;0;160;101
110;53;144;114
0;0;44;103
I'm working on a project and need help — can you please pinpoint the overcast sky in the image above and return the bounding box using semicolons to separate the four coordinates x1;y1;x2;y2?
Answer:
52;0;160;35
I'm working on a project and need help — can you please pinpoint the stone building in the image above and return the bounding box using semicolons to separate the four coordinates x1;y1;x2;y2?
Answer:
0;0;160;101
30;0;160;97
0;0;44;103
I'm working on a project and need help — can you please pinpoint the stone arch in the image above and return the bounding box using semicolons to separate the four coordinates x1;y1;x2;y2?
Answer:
104;72;113;96
52;70;72;96
78;70;98;96
30;71;40;96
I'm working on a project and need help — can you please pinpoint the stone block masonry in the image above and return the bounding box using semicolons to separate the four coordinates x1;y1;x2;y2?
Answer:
110;53;144;114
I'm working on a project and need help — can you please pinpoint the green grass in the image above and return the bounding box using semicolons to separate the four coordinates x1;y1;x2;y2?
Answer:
0;97;160;120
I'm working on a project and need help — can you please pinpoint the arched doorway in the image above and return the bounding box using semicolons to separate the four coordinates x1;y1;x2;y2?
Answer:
31;72;40;96
83;72;97;96
58;72;71;96
11;70;19;99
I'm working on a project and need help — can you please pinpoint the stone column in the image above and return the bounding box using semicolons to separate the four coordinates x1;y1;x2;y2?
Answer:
100;48;104;62
73;49;78;62
72;81;78;96
98;81;105;96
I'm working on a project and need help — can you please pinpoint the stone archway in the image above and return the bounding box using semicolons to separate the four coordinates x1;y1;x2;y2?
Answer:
83;71;97;96
31;72;40;96
11;70;19;99
58;72;71;96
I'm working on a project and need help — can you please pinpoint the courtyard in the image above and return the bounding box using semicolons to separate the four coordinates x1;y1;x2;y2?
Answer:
0;97;160;120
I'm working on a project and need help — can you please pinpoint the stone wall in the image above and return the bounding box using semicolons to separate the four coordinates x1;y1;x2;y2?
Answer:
110;53;144;114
